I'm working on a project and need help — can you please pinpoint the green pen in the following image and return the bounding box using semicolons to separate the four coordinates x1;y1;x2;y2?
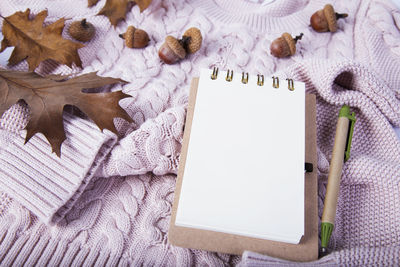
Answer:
320;105;356;256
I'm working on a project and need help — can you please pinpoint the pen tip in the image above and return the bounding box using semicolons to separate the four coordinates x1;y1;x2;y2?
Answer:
319;247;328;258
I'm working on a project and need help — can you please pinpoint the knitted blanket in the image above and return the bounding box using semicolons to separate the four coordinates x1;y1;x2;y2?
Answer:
0;0;400;266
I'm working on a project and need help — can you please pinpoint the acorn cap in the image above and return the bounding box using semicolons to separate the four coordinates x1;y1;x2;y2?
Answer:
68;19;95;42
282;33;296;56
122;26;135;47
323;4;338;32
183;27;202;54
120;26;150;48
165;36;186;59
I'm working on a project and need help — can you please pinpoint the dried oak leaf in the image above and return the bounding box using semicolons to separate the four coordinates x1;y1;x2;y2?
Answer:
0;69;133;156
97;0;153;26
0;9;84;71
134;0;153;12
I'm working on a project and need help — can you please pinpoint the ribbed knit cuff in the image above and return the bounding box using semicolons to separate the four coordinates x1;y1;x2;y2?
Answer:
0;113;117;224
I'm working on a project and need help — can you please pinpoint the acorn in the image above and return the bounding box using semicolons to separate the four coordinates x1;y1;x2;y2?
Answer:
310;4;348;32
119;26;149;48
270;33;303;58
158;27;202;64
182;27;202;54
68;19;96;42
158;36;186;64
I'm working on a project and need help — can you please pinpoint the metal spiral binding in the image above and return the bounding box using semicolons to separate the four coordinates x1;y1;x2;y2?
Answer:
272;76;279;88
286;78;295;91
257;74;264;86
211;67;218;80
242;72;249;84
226;69;233;82
209;68;295;90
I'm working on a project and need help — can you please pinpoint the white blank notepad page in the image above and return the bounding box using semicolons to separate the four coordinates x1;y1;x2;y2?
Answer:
176;68;305;244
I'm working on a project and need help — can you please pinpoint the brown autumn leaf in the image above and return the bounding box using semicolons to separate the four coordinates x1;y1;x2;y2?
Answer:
134;0;153;12
0;69;133;156
97;0;153;26
0;9;84;71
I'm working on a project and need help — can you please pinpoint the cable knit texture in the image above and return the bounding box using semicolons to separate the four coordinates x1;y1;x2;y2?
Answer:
0;0;399;266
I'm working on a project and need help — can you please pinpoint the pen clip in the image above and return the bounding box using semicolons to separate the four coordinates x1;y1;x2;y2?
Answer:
339;105;356;162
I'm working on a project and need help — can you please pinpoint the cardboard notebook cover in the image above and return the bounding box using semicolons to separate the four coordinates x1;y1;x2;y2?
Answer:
168;78;318;262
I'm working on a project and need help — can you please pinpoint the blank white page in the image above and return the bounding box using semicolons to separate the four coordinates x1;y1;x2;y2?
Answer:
176;68;305;244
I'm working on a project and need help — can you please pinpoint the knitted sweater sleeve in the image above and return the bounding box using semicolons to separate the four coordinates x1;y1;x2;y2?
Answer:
0;104;117;224
0;102;185;224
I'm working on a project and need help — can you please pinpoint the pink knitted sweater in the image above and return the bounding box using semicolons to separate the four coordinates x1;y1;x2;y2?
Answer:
1;0;400;265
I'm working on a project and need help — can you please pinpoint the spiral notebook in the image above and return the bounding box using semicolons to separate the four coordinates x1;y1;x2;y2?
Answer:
169;68;318;261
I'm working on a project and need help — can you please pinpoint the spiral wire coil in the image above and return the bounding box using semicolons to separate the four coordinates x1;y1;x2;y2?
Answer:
210;67;295;91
